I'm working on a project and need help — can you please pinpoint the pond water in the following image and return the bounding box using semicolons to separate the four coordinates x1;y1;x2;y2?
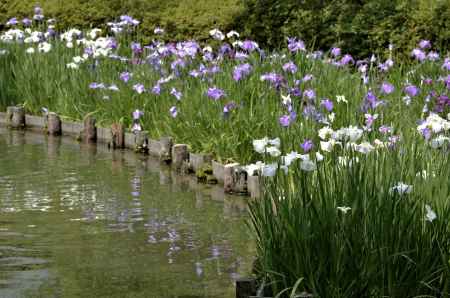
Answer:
0;128;254;298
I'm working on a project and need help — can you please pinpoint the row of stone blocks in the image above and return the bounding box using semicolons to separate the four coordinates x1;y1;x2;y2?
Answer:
0;107;261;198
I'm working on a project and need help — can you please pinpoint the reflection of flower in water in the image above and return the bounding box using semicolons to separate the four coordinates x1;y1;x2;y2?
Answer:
195;262;203;277
130;175;141;197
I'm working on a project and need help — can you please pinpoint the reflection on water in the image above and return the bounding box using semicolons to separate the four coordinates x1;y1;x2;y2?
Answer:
0;129;254;298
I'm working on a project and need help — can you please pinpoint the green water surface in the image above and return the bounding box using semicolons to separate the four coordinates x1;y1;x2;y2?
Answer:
0;129;254;298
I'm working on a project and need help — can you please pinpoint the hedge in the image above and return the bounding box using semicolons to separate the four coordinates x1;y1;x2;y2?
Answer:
1;0;449;58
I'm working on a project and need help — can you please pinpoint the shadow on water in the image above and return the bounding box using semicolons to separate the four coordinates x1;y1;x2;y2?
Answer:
0;128;255;298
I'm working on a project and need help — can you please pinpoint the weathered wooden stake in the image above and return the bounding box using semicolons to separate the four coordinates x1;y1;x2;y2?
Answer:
134;131;148;153
247;175;261;199
83;116;97;143
6;106;25;129
224;163;240;193
110;123;125;149
172;144;189;171
236;277;257;298
47;112;61;135
159;136;173;162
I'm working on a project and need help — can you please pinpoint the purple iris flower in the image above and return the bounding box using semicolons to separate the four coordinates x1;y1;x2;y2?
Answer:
420;127;432;140
282;61;297;74
34;6;43;15
340;54;354;65
379;125;392;135
304;89;316;100
89;82;105;89
241;40;258;52
131;42;143;55
321;99;333;112
289;87;302;97
132;109;144;120
22;18;32;26
381;82;395;94
170;88;182;100
235;51;248;60
279;115;291;127
301;139;314;153
404;85;420;97
133;83;145;94
419;40;431;49
132;123;142;132
428;51;439;61
223;101;237;115
219;43;232;57
207;87;226;100
152;84;161;95
362;90;384;112
169;106;177;118
119;72;132;83
260;72;285;89
331;47;341;57
442;58;450;71
233;63;252;81
287;37;306;53
6;18;18;26
411;48;426;61
303;74;313;82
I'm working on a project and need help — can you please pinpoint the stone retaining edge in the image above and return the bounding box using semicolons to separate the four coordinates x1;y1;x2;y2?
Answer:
0;110;261;198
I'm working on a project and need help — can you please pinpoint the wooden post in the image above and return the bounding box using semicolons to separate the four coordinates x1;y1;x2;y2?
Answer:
247;175;261;199
236;277;256;298
6;106;25;129
110;123;125;149
134;131;148;153
172;144;189;171
83;116;97;143
47;112;62;135
159;136;173;162
224;163;240;193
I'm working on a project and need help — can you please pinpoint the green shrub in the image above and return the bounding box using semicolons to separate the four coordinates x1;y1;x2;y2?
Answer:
237;0;450;58
0;0;243;42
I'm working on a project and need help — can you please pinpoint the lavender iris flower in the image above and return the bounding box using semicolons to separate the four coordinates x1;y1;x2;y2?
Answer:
404;85;420;97
340;54;354;65
89;82;105;89
169;106;177;118
233;63;252;81
411;48;426;61
304;89;316;100
381;82;395;94
241;40;258;52
301;139;314;153
331;47;341;57
419;40;431;49
152;84;161;95
287;37;306;53
279;115;291;127
282;61;297;74
207;87;226;100
131;42;143;55
132;109;144;120
321;99;333;111
22;18;32;26
6;18;18;26
442;58;450;71
170;88;182;100
120;72;132;83
133;83;145;94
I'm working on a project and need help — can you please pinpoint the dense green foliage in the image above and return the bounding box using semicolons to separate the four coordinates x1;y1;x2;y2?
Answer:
237;0;450;58
0;0;242;42
250;144;450;297
1;0;450;57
